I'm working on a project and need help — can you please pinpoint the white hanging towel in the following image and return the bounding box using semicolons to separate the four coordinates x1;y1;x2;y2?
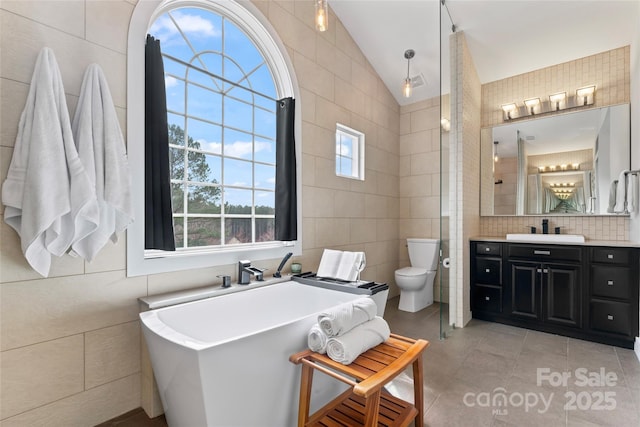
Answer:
613;170;629;213
70;64;133;261
607;180;618;213
1;48;98;277
627;173;638;214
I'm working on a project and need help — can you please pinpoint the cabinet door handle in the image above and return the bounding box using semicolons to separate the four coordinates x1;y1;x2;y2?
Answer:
607;315;614;321
485;247;490;252
607;254;614;259
485;296;490;301
485;268;490;273
534;250;551;255
607;280;614;286
543;268;548;273
537;268;542;273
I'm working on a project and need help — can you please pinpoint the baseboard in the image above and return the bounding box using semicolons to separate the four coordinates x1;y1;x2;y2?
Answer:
635;337;640;362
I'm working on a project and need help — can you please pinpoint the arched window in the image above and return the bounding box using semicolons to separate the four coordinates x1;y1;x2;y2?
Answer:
127;0;300;276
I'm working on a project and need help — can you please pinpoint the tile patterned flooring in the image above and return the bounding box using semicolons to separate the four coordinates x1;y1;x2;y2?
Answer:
100;297;640;426
384;299;640;427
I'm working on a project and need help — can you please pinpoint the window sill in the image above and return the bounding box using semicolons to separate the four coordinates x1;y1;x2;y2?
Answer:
128;239;300;277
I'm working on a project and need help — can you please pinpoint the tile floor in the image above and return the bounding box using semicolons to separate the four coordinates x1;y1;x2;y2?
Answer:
384;299;640;427
100;297;640;426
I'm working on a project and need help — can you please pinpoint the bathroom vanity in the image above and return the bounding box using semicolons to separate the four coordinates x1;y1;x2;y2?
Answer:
470;238;639;348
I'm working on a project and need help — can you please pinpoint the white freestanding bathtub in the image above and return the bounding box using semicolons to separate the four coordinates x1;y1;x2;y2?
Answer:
140;280;363;427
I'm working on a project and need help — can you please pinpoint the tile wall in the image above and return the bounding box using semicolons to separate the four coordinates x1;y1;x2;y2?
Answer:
480;215;630;241
478;46;631;241
481;46;630;128
0;0;401;424
398;96;443;300
451;31;482;327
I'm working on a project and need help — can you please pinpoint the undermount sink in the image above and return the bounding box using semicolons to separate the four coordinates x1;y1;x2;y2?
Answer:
505;233;586;243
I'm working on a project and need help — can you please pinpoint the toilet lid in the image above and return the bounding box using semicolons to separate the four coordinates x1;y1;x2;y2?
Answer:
396;266;428;277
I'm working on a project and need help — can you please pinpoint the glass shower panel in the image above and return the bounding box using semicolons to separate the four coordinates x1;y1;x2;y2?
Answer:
439;0;455;340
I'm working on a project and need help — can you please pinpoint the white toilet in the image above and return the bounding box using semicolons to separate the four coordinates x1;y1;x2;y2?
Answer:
395;238;440;312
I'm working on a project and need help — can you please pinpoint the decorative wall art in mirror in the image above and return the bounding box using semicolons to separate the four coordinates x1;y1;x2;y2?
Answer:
480;104;630;216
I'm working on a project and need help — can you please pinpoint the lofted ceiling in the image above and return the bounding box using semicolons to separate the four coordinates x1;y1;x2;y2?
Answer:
329;0;640;106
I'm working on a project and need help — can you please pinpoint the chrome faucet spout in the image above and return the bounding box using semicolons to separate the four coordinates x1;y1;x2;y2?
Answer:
238;260;253;285
237;260;267;284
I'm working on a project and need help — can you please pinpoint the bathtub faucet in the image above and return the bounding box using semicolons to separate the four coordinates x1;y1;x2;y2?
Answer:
237;260;266;284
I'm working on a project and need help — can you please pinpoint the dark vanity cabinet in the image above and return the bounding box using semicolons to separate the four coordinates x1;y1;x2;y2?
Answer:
470;242;503;314
471;240;639;349
506;244;582;328
588;247;639;342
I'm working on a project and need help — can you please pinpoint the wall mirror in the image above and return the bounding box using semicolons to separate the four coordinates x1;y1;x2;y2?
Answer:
480;104;630;216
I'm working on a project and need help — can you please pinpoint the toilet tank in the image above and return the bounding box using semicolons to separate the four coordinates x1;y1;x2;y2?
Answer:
407;238;440;270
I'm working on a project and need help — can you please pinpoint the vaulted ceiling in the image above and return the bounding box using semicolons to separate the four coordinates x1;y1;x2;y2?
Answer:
329;0;639;106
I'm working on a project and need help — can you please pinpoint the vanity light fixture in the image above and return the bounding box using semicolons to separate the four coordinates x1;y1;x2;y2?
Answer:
501;103;517;120
403;49;415;98
538;163;580;174
315;0;328;32
500;85;596;122
549;92;567;111
576;85;596;106
493;141;499;162
524;97;541;115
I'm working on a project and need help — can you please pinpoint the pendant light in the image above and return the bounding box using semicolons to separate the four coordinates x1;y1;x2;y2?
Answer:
315;0;328;32
403;49;415;98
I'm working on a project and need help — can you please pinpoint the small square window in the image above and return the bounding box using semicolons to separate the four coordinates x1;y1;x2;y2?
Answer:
335;123;365;180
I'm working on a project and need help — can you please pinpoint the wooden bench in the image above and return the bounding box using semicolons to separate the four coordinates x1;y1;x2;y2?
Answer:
289;333;429;427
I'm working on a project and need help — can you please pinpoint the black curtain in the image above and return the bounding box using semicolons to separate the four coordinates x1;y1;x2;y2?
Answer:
274;97;297;241
145;35;175;251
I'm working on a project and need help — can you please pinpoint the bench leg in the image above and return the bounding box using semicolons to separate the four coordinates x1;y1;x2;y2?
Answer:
297;364;314;427
413;357;424;427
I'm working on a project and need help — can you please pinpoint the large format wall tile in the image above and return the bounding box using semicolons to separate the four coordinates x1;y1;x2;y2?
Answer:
1;335;84;419
0;78;29;149
0;1;85;38
0;271;147;350
1;374;140;427
85;1;134;54
85;321;141;389
0;10;126;107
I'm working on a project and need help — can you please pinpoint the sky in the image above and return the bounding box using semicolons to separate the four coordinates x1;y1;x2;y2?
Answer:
150;7;278;208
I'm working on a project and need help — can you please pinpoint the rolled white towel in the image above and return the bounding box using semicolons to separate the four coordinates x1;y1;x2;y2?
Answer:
326;317;391;365
307;323;328;354
318;297;377;337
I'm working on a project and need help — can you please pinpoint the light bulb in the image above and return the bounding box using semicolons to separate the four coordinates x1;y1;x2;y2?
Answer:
315;0;328;32
403;78;412;98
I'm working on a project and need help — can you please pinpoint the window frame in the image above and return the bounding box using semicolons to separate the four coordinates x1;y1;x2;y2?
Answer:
335;123;365;180
127;0;301;277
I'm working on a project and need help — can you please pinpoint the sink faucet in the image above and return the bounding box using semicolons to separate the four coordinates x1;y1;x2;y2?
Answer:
542;218;549;234
237;260;265;284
